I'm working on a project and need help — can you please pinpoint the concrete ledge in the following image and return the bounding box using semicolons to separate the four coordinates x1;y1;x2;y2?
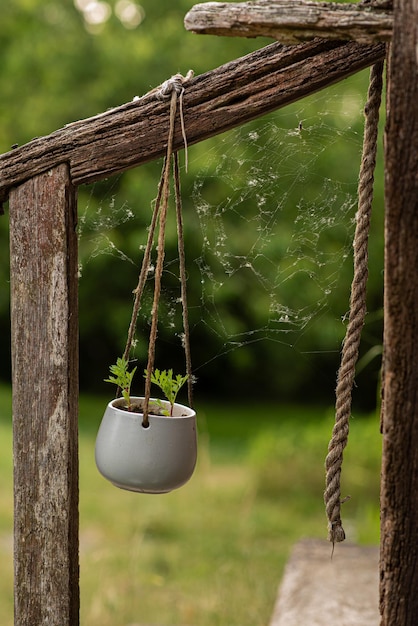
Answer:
269;539;379;626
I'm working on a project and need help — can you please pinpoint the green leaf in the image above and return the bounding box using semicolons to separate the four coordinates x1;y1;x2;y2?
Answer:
144;368;188;415
105;357;137;409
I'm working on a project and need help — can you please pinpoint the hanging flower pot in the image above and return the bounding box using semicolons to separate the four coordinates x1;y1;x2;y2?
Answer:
96;82;197;494
95;396;197;493
95;361;197;493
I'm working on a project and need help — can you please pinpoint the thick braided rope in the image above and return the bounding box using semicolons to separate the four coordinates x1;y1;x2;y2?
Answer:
324;60;384;545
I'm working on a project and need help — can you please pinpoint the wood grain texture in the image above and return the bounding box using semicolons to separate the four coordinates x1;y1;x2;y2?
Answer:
9;164;79;626
380;0;418;622
0;40;385;204
184;0;393;43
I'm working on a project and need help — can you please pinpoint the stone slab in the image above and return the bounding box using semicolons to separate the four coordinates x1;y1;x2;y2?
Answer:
269;538;379;626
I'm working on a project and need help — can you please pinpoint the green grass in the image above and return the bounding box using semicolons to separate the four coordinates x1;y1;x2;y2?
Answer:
0;384;381;625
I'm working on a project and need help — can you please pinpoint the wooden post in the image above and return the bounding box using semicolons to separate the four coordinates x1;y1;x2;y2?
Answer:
380;0;418;623
9;164;79;626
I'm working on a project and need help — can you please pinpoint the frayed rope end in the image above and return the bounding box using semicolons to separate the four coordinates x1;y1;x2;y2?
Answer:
328;520;346;544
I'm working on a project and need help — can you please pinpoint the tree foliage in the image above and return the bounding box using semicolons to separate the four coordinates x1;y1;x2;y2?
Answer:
0;0;384;408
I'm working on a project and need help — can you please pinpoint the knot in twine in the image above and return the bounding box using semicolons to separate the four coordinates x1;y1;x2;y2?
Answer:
324;59;384;553
157;70;194;100
156;70;194;172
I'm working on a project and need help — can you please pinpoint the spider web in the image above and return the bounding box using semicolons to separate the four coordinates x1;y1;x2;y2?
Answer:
192;125;355;345
77;77;372;395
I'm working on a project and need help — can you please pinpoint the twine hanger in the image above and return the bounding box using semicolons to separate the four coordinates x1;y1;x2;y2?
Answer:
324;59;384;554
122;71;194;427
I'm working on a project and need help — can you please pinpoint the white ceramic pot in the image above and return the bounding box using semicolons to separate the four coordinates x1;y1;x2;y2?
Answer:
95;397;197;493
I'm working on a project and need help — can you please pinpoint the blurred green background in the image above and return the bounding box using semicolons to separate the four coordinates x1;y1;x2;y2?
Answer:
0;385;381;626
0;2;383;624
0;0;384;408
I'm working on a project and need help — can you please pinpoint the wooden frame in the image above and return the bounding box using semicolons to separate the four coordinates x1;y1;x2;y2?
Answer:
2;40;382;624
2;0;417;623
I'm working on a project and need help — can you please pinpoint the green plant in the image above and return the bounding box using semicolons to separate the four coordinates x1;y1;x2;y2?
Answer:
105;357;137;411
145;368;189;416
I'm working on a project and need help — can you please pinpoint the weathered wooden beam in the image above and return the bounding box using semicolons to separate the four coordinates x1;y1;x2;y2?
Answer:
184;0;393;44
9;164;79;626
380;0;418;622
0;39;385;205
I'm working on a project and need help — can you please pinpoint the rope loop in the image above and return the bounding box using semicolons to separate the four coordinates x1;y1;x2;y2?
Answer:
122;70;194;427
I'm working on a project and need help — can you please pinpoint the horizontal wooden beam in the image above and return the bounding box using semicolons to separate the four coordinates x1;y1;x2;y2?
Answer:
184;0;393;44
0;39;386;205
